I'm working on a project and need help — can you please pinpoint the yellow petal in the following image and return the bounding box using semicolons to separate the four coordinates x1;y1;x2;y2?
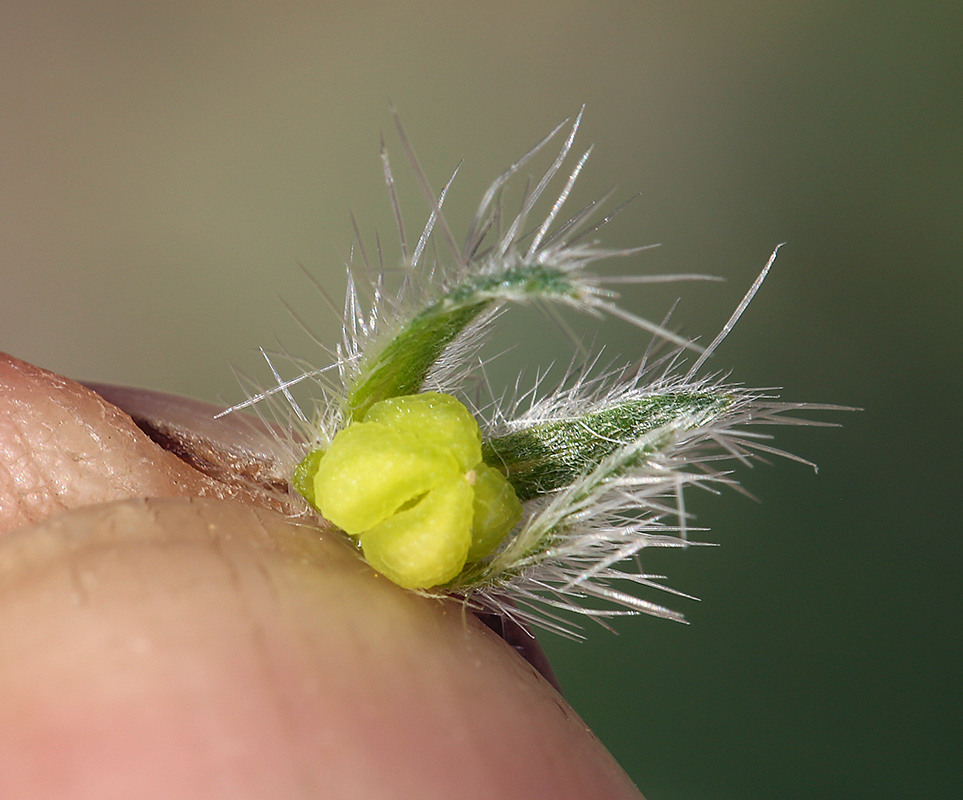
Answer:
467;464;522;561
358;476;475;589
363;392;482;471
313;421;458;534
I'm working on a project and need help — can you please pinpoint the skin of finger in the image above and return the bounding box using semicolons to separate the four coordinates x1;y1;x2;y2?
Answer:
0;498;644;800
0;353;232;534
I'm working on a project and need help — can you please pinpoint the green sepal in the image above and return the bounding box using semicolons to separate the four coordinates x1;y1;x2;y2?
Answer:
345;264;589;421
482;392;733;501
347;301;489;420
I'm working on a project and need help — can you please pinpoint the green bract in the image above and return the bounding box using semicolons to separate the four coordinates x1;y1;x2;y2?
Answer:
294;392;522;589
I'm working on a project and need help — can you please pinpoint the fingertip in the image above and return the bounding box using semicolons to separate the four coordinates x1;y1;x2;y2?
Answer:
0;354;222;533
0;497;644;799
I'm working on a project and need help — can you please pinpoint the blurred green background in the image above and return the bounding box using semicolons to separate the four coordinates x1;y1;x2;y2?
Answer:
2;2;960;798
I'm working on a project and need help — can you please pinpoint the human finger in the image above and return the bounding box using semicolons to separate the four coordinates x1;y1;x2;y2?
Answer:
0;496;644;800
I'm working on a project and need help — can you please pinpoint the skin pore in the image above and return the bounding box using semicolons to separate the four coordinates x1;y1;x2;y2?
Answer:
0;353;644;799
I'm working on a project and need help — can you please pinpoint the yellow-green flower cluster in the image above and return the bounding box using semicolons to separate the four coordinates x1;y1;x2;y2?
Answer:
294;393;521;589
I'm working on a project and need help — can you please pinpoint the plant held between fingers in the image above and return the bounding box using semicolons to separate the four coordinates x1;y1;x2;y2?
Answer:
223;109;846;636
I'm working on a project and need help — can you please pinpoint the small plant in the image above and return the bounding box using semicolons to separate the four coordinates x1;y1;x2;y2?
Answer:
224;109;843;635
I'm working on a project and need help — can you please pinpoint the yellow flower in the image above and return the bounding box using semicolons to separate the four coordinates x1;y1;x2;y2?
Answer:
296;393;521;589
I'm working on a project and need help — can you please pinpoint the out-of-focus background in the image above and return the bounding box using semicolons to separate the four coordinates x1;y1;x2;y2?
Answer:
2;2;959;798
